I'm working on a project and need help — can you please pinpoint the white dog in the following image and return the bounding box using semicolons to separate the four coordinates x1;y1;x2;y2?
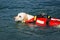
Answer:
14;12;34;23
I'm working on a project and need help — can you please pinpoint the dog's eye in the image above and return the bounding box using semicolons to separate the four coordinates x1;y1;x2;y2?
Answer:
19;16;21;17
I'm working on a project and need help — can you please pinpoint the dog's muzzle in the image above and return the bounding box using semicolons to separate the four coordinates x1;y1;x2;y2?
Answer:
14;16;24;23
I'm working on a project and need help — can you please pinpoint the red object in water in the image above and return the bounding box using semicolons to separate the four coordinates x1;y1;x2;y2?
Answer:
25;17;60;27
36;18;47;27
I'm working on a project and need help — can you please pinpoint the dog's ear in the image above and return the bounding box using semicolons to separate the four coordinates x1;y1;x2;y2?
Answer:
23;14;28;22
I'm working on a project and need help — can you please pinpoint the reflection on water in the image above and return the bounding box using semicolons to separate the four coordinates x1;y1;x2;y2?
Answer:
16;24;60;38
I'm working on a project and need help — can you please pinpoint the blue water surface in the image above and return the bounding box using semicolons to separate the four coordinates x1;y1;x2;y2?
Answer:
0;0;60;40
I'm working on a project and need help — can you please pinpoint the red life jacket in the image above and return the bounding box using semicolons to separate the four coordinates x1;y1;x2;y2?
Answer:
25;16;60;27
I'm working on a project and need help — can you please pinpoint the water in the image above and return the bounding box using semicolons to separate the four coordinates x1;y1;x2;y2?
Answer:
0;0;60;40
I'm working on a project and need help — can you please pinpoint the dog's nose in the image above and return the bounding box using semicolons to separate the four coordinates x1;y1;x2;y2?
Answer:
14;16;17;18
14;16;16;18
14;17;16;19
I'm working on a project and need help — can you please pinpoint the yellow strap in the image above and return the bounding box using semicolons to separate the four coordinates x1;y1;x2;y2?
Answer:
34;16;37;21
48;16;50;18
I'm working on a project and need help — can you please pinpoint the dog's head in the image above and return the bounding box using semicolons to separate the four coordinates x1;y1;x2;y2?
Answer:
14;12;27;22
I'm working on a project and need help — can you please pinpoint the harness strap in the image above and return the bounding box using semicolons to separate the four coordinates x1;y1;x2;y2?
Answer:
34;16;37;21
48;16;51;18
46;16;51;26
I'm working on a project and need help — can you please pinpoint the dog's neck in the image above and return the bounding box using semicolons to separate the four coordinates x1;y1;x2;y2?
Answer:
27;14;34;20
22;14;34;22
